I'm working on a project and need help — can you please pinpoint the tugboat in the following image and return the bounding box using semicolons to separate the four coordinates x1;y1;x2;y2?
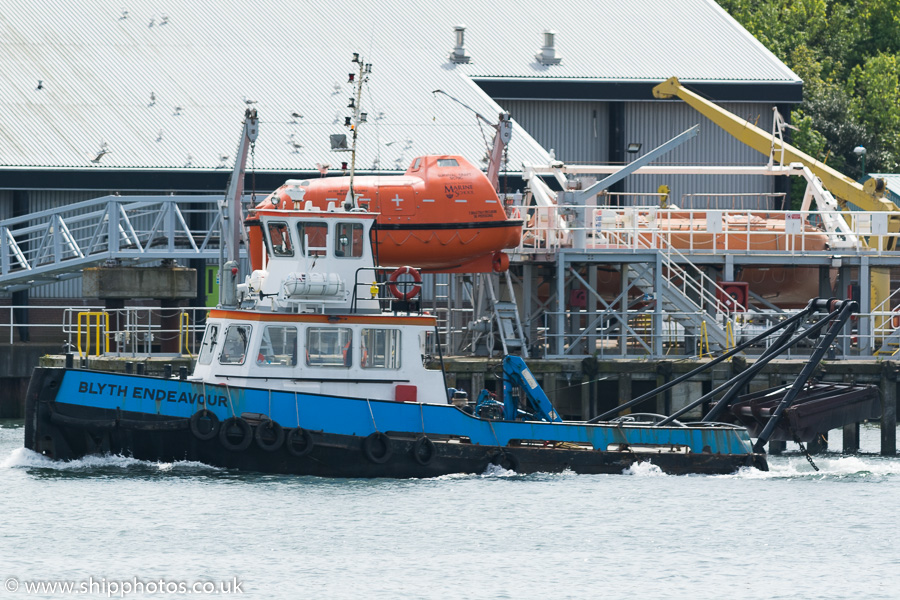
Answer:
22;56;875;478
23;148;769;475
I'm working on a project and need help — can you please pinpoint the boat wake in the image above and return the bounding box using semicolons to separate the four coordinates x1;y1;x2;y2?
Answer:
622;461;667;477
724;454;900;480
0;447;221;473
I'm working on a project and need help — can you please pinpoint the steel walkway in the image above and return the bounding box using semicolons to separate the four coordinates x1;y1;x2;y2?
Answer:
0;195;231;292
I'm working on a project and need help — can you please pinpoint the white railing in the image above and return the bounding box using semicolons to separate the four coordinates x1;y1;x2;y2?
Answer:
512;205;900;255
544;307;863;360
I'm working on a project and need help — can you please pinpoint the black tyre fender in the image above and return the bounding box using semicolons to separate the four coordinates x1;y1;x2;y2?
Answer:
218;416;253;451
489;450;519;472
254;419;285;452
190;409;220;441
411;436;436;466
362;432;393;464
285;427;314;457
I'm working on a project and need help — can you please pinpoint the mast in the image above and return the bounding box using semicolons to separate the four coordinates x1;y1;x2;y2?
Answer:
220;108;260;307
344;53;371;210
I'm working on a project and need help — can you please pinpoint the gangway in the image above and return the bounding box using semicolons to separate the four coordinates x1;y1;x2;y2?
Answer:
0;195;235;293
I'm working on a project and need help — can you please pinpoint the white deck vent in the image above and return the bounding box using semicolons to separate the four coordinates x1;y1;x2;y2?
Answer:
449;25;471;64
536;30;562;65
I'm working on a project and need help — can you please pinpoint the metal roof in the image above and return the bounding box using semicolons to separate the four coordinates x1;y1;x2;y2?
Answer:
0;0;798;172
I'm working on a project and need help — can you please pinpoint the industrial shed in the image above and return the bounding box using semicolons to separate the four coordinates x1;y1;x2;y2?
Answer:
0;0;800;303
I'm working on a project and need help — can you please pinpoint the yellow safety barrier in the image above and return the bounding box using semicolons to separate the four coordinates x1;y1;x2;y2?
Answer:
725;320;735;352
180;312;193;358
698;320;711;358
77;311;110;358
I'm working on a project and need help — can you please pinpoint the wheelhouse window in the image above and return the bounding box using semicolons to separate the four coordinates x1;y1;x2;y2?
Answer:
361;328;401;369
219;325;251;365
436;158;458;167
257;325;298;367
267;222;294;257
334;222;364;258
306;327;353;367
298;222;328;257
198;324;219;365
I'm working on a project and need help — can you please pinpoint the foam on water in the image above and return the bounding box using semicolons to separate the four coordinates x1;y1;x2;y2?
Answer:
0;447;220;473
622;460;667;476
720;453;900;480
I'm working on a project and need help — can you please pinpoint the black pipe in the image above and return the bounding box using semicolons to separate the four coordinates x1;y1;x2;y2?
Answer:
657;305;840;426
702;317;803;423
752;300;857;452
587;305;812;423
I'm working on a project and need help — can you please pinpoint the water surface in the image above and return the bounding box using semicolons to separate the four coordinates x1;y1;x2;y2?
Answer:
2;420;898;599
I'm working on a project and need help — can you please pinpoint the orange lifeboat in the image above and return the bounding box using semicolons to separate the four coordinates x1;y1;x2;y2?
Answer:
246;155;522;273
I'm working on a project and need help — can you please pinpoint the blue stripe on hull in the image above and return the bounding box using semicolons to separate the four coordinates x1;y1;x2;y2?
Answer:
58;370;754;456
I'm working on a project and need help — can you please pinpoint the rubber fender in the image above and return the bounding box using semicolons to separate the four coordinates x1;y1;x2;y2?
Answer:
362;432;393;464
190;409;220;441
218;416;253;452
489;450;519;472
254;418;285;452
285;427;314;457
411;436;436;466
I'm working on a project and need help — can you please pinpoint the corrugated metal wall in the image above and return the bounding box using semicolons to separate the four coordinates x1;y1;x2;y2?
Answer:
498;99;781;209
502;101;609;164
622;102;777;208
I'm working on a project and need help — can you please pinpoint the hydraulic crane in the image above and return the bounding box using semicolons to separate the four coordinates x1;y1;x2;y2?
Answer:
652;76;897;315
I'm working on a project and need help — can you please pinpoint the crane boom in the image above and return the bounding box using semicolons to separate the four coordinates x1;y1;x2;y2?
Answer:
652;77;897;218
652;77;896;318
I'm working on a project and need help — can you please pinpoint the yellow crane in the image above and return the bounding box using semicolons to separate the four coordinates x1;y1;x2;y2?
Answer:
652;76;897;316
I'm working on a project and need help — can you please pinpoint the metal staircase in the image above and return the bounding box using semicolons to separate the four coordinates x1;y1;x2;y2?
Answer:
484;271;528;357
607;229;734;354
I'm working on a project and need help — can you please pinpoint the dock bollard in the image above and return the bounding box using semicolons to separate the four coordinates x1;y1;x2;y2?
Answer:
125;362;133;374
136;363;145;375
65;353;74;369
163;364;172;379
179;366;187;380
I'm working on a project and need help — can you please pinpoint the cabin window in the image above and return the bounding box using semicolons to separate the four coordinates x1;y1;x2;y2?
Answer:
361;328;401;369
198;324;219;365
306;327;353;367
267;222;294;257
298;222;328;257
436;158;458;167
334;222;364;258
411;157;422;171
257;325;298;367
219;325;251;365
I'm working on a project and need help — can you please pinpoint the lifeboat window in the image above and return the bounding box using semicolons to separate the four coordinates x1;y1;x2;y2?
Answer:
198;323;219;365
411;157;422;171
361;328;401;369
306;327;353;367
298;222;328;257
257;325;298;367
334;223;364;258
267;222;293;257
436;158;458;167
219;325;251;365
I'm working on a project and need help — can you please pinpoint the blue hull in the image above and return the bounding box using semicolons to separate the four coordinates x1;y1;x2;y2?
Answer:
25;368;767;476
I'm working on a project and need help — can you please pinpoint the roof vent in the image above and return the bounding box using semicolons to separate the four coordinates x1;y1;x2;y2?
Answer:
450;25;471;64
536;30;562;65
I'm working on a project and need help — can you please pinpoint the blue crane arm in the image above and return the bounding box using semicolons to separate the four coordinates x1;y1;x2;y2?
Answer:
501;355;562;422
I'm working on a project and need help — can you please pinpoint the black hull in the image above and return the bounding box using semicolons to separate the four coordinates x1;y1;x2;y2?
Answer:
25;368;767;477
